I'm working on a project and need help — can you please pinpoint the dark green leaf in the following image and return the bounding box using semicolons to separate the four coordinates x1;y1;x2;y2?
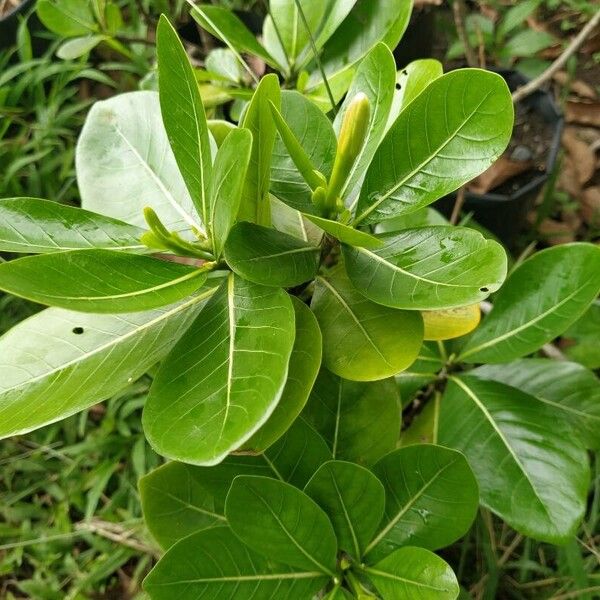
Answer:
364;546;459;600
144;526;329;599
439;376;589;543
343;226;507;310
311;266;423;380
0;250;208;313
354;70;513;225
365;445;478;562
209;127;252;258
0;198;146;254
459;244;600;363
226;476;338;575
305;460;385;559
303;369;400;466
143;273;295;465
473;359;600;450
224;222;320;287
245;298;322;451
157;16;212;225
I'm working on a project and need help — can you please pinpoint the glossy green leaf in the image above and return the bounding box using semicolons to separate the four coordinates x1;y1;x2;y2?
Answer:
226;476;338;575
311;266;423;380
144;526;328;599
324;586;354;600
364;546;459;600
343;226;507;310
0;250;208;313
37;0;96;36
376;207;448;233
307;0;412;91
239;74;281;225
157;16;212;225
209;128;252;258
396;342;444;406
304;214;383;248
474;359;600;450
139;462;226;549
439;376;589;543
271;196;324;245
387;59;443;128
563;301;600;369
0;292;214;439
365;445;478;562
303;369;400;466
399;393;441;446
0;198;146;254
334;43;396;204
224;222;320;287
271;90;337;214
354;70;513;225
143;273;295;465
459;244;600;363
245;298;322;451
190;4;277;68
207;119;235;147
305;460;385;559
76;91;200;234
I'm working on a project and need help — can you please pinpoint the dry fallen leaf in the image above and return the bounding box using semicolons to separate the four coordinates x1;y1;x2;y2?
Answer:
581;186;600;227
566;101;600;128
558;154;583;198
538;218;577;245
553;71;597;99
468;155;533;194
562;127;596;185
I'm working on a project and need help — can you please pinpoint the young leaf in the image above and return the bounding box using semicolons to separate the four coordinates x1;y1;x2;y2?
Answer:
76;91;201;233
311;266;423;380
304;214;383;249
303;369;400;466
439;376;589;544
143;273;295;465
224;222;320;287
271;90;337;214
459;244;600;363
307;0;412;91
244;298;322;452
207;119;235;147
333;42;396;203
0;198;146;254
387;59;443;128
209;127;252;258
56;35;105;59
343;226;507;310
305;460;385;560
157;16;212;226
354;70;513;225
189;4;278;68
365;445;479;563
473;359;600;451
364;546;459;600
226;476;338;576
144;526;329;599
0;292;214;439
0;250;209;313
139;462;226;549
422;304;481;341
236;74;281;225
37;0;97;36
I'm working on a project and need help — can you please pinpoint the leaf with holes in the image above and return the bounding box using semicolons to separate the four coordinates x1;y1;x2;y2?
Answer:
354;70;513;225
343;226;507;310
439;375;589;543
143;273;295;465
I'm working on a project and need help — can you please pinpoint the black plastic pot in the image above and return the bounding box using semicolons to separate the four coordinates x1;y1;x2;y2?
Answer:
0;0;36;50
436;69;564;245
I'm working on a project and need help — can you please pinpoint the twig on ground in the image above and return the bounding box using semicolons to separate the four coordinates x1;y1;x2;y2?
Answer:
76;519;160;557
450;186;466;224
512;8;600;104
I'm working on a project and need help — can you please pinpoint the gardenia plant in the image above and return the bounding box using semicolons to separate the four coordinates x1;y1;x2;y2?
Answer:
0;9;599;600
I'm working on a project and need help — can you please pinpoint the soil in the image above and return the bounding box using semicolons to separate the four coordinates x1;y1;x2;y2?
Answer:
0;0;22;18
492;101;555;196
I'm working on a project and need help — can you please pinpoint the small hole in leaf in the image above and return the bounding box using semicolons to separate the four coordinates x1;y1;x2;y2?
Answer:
72;327;84;335
480;287;489;293
402;69;408;75
395;83;401;90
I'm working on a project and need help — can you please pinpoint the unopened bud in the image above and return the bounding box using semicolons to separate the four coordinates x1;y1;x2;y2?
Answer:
337;92;370;166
